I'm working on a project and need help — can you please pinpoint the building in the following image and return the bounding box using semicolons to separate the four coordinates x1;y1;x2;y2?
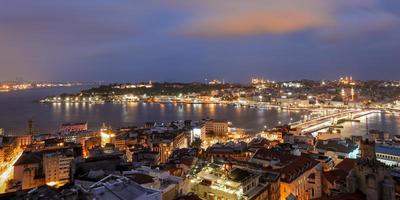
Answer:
208;79;222;85
13;152;45;190
13;145;81;191
17;134;32;148
60;122;88;133
368;130;390;141
250;148;322;200
124;166;187;200
205;142;249;161
346;139;395;200
78;175;162;200
375;143;400;166
322;158;356;197
100;123;115;147
191;163;277;200
305;153;334;172
167;148;199;177
203;119;229;136
150;131;188;163
0;148;3;163
43;151;74;187
190;127;206;144
315;139;359;163
133;150;160;167
1;185;79;200
0;136;18;162
259;129;284;143
284;134;315;146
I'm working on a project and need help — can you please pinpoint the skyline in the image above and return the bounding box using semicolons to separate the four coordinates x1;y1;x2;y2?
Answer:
1;0;400;82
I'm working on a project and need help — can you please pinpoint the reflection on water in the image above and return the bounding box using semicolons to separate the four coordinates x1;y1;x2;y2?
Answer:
0;87;399;136
0;87;307;134
341;112;400;138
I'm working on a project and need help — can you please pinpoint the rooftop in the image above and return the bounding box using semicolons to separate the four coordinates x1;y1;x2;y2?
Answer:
252;148;319;183
375;143;400;157
228;168;258;183
316;139;358;154
87;175;161;200
126;173;155;185
14;152;42;166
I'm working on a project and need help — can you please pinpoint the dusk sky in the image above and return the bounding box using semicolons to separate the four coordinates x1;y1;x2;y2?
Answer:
1;0;400;82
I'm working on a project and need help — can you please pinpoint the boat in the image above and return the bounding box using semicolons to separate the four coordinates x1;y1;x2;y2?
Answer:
394;135;400;142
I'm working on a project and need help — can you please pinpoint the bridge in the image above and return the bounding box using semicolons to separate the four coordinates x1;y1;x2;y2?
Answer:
290;109;380;135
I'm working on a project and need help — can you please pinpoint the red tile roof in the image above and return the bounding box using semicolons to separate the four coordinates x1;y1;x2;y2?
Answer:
335;158;356;172
323;169;348;185
253;148;319;183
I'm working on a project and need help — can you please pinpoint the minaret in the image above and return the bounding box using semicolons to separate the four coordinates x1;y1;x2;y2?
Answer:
27;119;34;135
360;139;375;160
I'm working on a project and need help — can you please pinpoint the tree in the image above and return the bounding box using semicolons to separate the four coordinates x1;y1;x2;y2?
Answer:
190;138;202;149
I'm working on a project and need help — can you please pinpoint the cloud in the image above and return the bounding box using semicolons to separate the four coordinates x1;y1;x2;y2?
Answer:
1;0;400;81
320;11;400;42
174;0;334;37
173;0;400;38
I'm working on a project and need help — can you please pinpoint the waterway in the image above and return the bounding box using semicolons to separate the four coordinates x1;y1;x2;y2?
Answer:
0;86;307;135
0;87;399;137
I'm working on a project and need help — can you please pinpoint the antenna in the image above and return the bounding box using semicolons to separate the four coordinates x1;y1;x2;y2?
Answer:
366;115;369;135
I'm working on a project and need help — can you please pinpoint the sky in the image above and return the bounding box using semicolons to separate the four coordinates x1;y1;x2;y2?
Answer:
1;0;400;83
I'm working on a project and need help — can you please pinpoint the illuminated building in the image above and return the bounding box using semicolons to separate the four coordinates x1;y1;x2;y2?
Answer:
13;152;45;190
258;129;284;143
82;137;101;158
13;144;79;191
150;131;187;163
208;79;223;85
251;78;267;85
339;76;355;85
60;122;88;133
205;142;249;161
0;148;3;163
315;139;359;163
0;137;18;162
341;87;356;102
43;151;74;187
250;148;322;200
14;120;34;148
17;134;32;148
203;119;229;136
190;127;205;143
190;163;278;200
100;123;115;147
113;135;128;151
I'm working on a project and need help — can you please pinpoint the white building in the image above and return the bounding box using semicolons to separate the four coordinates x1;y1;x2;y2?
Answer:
123;166;188;200
79;175;162;200
375;143;400;166
43;151;74;187
315;139;359;163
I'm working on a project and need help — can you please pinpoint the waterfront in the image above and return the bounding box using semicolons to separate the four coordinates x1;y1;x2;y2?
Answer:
0;87;307;134
0;87;399;137
341;112;400;138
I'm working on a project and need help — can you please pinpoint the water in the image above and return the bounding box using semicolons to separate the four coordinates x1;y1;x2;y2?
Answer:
341;112;400;137
0;86;307;135
0;87;399;136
